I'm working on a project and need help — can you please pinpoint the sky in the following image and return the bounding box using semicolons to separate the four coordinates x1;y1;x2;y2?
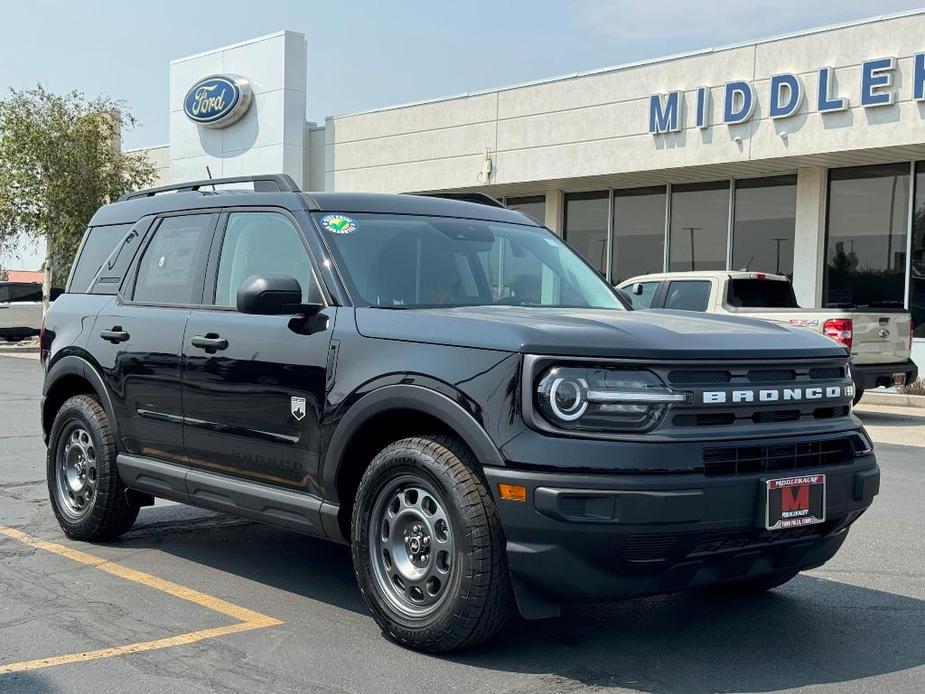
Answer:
2;0;924;269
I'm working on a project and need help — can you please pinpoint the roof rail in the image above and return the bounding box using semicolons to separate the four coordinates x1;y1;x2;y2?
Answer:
118;174;301;201
409;192;506;208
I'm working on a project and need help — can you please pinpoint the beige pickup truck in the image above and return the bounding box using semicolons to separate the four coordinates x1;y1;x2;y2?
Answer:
618;271;917;404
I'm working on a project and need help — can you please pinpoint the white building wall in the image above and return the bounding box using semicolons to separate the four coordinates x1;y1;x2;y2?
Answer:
168;31;307;186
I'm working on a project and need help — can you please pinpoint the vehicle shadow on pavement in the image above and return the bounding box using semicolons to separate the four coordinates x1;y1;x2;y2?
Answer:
115;505;925;693
855;410;925;427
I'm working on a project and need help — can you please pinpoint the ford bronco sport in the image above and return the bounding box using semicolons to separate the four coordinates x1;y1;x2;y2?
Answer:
40;174;880;652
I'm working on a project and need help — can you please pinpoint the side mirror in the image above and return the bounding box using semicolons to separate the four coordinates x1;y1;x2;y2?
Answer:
631;283;644;296
236;274;322;316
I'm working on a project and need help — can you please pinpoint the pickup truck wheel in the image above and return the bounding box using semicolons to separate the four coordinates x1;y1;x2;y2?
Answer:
351;435;512;652
47;395;139;541
852;387;864;406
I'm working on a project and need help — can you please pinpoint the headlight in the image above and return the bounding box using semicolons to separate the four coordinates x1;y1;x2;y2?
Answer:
536;365;688;433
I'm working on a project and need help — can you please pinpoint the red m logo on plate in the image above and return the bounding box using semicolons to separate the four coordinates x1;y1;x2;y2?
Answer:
782;484;810;512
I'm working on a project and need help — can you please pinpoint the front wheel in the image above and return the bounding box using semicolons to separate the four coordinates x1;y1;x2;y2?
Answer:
351;435;513;652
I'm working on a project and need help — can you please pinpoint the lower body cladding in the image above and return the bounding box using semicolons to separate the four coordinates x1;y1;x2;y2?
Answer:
483;450;879;619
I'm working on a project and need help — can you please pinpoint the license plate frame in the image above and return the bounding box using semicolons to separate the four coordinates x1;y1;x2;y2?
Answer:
763;474;826;531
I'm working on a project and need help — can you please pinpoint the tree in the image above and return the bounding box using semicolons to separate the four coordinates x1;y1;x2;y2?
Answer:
0;85;156;306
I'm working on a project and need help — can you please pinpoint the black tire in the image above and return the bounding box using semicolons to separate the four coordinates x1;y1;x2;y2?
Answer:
852;388;864;406
721;569;800;593
46;394;139;540
351;435;513;653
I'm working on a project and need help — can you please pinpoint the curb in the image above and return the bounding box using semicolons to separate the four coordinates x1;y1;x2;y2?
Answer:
860;390;925;410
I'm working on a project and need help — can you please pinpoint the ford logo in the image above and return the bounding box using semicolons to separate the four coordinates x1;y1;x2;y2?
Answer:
183;75;252;128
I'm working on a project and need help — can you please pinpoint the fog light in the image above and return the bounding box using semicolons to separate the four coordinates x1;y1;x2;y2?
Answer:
498;483;527;502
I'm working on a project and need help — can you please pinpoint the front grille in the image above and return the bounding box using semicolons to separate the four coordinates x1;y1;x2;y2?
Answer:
747;369;795;382
689;522;836;555
623;534;679;562
809;366;845;380
702;437;856;476
667;370;730;385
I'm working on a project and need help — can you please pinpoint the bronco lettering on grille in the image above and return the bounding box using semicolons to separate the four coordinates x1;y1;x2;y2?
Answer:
702;385;852;404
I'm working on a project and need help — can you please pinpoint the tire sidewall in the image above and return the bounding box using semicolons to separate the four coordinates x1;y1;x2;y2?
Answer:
46;396;119;538
352;441;488;641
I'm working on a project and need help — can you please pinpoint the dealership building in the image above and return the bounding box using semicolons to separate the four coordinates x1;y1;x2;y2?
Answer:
134;11;925;366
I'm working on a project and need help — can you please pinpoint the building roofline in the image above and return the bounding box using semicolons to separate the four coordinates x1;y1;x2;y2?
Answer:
170;30;302;65
329;8;925;120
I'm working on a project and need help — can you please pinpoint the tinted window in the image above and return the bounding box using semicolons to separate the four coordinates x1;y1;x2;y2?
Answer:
664;280;711;311
627;281;660;309
0;285;8;303
9;284;42;302
318;213;624;310
505;196;545;225
824;163;909;308
69;224;133;293
133;214;215;305
912;162;925;337
669;181;730;272
612;187;666;283
727;279;798;308
732;176;797;277
565;192;609;275
215;212;317;307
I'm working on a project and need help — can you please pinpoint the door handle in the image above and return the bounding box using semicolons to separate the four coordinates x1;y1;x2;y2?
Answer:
191;333;228;353
99;327;130;344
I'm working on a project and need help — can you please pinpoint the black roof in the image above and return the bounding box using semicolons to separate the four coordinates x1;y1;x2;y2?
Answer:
91;175;539;227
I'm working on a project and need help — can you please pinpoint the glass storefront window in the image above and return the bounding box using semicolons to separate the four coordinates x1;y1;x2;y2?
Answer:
669;181;730;272
910;163;925;337
564;192;609;275
505;195;545;226
825;164;909;308
731;175;797;277
611;186;666;284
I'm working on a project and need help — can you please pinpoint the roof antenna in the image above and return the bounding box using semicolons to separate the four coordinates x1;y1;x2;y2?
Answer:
205;166;216;192
740;253;755;271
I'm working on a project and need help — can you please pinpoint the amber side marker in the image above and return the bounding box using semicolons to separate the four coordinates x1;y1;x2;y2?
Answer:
497;483;527;502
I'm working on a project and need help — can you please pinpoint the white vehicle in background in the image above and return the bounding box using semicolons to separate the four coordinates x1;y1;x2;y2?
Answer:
618;271;918;404
0;282;58;342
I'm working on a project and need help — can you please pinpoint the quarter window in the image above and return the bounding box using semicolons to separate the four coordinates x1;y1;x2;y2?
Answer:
664;280;711;311
132;214;216;305
214;212;318;307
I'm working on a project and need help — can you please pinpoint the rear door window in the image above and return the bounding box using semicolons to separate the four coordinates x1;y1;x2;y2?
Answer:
9;284;42;302
69;224;134;293
132;214;217;305
664;280;711;311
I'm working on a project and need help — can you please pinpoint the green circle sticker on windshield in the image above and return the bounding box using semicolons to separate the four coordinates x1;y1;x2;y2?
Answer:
321;214;357;234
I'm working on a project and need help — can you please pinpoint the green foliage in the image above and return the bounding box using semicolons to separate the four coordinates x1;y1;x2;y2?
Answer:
0;84;156;297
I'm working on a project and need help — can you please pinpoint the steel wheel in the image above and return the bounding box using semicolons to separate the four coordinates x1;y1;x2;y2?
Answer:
54;424;98;520
368;476;455;617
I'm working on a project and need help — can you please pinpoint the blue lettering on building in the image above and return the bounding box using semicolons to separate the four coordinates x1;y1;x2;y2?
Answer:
769;74;803;119
648;91;682;134
649;57;913;135
860;57;896;107
723;81;754;124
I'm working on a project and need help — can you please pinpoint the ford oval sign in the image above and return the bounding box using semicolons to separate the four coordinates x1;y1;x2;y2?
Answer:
183;75;252;128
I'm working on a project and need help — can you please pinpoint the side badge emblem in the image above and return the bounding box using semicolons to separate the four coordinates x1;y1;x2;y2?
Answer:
291;396;306;421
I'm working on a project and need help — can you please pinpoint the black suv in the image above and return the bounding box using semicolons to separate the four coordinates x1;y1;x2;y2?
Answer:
41;174;879;652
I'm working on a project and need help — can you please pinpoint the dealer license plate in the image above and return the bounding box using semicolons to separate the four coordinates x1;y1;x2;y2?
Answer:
765;475;826;531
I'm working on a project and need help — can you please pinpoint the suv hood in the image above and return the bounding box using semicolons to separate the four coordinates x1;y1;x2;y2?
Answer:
354;306;847;360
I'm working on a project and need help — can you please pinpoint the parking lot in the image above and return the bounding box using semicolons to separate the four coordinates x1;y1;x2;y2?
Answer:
1;352;923;694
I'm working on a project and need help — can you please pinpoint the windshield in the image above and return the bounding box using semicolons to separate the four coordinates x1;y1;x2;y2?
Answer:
315;213;625;310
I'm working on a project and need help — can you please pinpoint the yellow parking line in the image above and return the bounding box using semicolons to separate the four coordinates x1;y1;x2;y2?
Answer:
0;525;283;674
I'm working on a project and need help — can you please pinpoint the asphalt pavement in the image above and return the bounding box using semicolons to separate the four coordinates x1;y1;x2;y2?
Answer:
1;354;923;693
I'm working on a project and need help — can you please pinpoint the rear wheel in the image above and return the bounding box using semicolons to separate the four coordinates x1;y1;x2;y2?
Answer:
351;435;513;652
852;387;864;406
47;395;139;540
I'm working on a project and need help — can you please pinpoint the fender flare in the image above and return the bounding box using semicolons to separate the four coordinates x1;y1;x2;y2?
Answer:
42;354;118;443
320;383;505;504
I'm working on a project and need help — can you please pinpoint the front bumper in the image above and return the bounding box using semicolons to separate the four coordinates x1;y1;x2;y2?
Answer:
484;450;879;618
851;358;918;390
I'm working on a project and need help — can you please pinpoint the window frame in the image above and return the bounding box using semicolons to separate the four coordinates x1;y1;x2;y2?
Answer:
202;207;328;311
120;209;220;309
